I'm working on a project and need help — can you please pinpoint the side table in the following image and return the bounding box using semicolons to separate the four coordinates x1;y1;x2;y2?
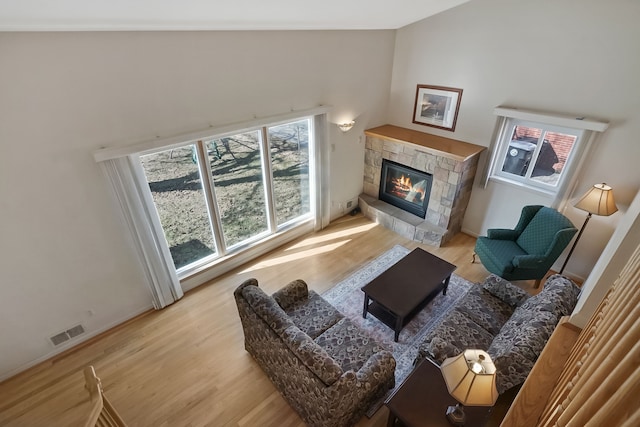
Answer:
385;359;491;427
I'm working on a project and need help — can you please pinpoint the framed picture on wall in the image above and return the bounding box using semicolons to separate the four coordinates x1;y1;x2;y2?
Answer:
412;85;463;132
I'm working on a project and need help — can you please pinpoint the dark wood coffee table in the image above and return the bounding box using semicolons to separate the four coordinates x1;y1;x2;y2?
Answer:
385;358;491;427
361;248;456;342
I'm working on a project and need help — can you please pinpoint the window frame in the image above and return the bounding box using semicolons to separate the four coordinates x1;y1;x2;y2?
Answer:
136;118;316;278
483;107;609;202
491;118;585;195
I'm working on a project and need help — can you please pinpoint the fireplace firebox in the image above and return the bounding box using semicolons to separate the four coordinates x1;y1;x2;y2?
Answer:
379;159;432;218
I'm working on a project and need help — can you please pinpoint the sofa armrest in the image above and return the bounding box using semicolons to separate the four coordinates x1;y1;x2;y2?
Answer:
281;325;343;386
490;349;535;394
272;279;309;310
354;350;396;383
234;278;259;301
487;228;519;240
482;274;530;307
331;350;396;394
417;336;462;365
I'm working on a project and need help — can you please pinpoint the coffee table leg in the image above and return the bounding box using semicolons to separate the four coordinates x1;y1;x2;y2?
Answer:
443;274;451;295
394;316;402;342
387;411;397;427
363;294;369;318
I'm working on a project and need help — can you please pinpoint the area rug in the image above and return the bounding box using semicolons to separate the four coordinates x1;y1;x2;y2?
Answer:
322;245;473;416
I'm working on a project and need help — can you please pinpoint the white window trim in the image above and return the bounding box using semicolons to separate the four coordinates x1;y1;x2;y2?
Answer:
493;107;609;132
93;105;332;162
482;106;609;207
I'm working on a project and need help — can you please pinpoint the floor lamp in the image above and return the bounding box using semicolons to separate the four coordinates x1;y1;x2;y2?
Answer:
559;183;618;274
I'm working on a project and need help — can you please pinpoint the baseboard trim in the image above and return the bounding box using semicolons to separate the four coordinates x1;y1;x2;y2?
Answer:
0;305;153;383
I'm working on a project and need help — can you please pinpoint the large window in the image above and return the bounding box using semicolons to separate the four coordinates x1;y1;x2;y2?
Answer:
139;118;313;274
95;107;327;307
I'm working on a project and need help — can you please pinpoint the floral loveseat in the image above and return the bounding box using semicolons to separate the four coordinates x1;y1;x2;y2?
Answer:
414;274;580;393
234;278;396;427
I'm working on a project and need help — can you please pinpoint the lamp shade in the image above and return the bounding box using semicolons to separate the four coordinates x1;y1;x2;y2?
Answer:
575;183;618;216
441;349;498;406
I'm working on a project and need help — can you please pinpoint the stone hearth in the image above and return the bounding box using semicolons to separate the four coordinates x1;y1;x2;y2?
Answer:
361;125;484;246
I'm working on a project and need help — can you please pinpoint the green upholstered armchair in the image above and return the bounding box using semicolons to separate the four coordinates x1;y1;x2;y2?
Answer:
474;205;577;288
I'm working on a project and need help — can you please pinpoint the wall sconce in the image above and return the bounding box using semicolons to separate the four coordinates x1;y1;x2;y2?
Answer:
337;120;355;132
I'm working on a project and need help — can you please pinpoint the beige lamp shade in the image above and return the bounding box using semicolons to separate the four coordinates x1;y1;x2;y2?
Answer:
575;183;618;216
440;349;498;406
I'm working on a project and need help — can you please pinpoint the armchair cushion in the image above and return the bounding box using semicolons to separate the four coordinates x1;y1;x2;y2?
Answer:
512;253;549;269
475;238;527;275
487;228;520;240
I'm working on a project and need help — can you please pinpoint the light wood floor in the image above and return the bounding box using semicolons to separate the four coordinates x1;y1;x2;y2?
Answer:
0;214;537;427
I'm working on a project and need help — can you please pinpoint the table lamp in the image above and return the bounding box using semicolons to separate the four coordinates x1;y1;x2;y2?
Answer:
559;183;618;274
440;349;498;427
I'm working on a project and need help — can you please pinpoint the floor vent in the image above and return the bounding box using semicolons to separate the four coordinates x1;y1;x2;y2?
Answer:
50;324;86;346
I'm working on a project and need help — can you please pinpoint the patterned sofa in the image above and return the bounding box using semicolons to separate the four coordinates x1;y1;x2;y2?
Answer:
234;278;396;427
414;274;580;393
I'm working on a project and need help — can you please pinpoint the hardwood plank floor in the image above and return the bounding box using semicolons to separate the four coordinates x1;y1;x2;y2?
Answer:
0;214;511;427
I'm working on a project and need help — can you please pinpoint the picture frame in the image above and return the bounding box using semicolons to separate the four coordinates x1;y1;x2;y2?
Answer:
412;85;463;132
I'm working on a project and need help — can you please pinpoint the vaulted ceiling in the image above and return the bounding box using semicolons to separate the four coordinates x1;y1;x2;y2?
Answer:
0;0;470;31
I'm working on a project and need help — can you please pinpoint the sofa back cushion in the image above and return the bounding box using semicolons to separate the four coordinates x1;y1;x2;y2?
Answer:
242;284;295;336
281;325;343;385
488;307;557;363
455;286;514;336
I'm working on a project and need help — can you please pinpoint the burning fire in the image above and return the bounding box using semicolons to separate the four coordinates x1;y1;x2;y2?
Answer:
390;174;426;203
394;174;413;192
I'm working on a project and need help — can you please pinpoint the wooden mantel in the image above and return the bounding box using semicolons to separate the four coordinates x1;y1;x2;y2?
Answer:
364;124;485;162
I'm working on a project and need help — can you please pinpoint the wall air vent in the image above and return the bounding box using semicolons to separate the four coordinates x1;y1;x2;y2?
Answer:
49;324;86;346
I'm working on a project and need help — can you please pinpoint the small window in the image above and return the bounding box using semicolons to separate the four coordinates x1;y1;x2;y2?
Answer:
492;118;584;194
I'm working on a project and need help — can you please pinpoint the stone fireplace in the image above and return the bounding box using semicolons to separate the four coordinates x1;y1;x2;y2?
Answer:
360;125;484;246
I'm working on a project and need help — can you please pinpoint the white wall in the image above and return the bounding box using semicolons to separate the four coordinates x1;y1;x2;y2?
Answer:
570;188;640;328
389;0;640;280
0;30;396;379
